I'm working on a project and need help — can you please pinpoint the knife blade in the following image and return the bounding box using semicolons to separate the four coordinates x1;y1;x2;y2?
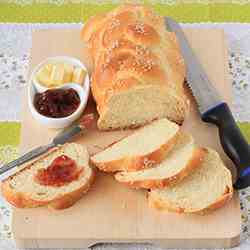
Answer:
165;17;222;114
0;113;94;181
165;17;250;189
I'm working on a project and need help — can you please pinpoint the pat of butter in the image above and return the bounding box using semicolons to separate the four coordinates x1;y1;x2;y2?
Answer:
63;63;74;83
37;66;53;87
36;62;86;88
44;63;53;73
51;64;65;85
72;68;86;85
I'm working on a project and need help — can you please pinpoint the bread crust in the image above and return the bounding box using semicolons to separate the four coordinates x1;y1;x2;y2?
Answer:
197;185;233;215
1;182;48;208
48;170;95;210
91;131;180;172
81;13;106;42
1;170;95;209
1;144;95;210
148;185;233;215
81;4;188;130
114;147;207;189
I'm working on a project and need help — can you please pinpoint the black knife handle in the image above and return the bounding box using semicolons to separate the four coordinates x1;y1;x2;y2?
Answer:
202;102;250;189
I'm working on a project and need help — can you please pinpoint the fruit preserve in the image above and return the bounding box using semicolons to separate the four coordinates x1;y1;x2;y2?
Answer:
34;88;80;118
34;155;83;187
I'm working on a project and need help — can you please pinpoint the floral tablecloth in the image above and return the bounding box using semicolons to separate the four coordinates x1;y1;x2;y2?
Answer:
1;1;250;250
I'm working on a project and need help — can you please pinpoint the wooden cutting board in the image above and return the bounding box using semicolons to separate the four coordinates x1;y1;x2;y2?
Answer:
13;29;241;249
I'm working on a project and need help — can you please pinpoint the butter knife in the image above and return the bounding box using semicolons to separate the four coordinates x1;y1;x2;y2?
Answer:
165;17;250;189
0;113;94;180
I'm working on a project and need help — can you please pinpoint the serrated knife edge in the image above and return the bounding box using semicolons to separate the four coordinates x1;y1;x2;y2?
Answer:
165;17;223;114
165;17;250;190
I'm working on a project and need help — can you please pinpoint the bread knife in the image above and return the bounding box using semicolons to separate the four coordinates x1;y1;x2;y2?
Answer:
0;114;94;181
165;17;250;189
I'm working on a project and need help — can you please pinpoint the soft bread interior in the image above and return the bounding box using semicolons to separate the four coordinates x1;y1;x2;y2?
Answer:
115;133;194;182
92;118;179;163
149;148;233;212
97;85;186;130
6;143;92;201
82;5;188;130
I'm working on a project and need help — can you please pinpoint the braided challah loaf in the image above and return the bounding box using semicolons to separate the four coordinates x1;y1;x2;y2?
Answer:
81;4;188;130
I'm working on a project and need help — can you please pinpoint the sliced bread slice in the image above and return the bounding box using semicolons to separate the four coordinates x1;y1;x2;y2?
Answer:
148;148;233;214
1;143;94;210
90;118;179;172
115;133;206;189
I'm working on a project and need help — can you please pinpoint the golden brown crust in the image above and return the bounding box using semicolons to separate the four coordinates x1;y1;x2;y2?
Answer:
148;186;233;215
197;186;233;215
91;131;180;172
81;4;188;130
114;147;207;189
148;192;182;212
1;144;95;210
81;13;107;42
1;146;61;208
1;169;95;210
1;170;95;209
48;170;95;210
1;181;48;208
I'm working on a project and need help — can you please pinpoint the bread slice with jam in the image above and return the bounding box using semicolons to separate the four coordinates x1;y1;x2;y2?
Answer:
1;143;94;210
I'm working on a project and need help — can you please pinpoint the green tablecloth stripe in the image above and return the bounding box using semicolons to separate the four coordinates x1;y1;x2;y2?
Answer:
0;122;20;164
1;3;250;23
0;122;21;147
238;122;250;143
1;2;250;161
0;122;250;148
0;3;83;23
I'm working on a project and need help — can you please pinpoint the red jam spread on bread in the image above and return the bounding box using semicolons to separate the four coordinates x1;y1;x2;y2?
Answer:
34;155;83;187
34;88;80;118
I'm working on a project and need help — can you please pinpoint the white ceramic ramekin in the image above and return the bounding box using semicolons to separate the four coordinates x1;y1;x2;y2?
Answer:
28;56;90;129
